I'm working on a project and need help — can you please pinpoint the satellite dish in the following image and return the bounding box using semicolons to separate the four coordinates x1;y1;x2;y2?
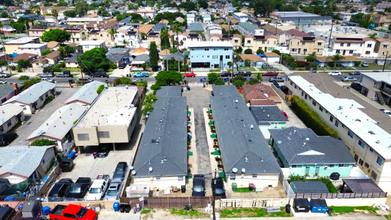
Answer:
277;140;282;144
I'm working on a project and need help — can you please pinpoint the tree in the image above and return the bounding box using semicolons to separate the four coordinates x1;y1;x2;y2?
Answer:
244;59;251;67
0;12;8;18
41;29;70;43
3;0;13;6
41;49;52;56
227;61;233;69
58;46;66;58
108;27;117;42
332;54;345;67
155;70;183;85
207;72;218;84
51;9;58;24
256;48;264;54
12;22;25;32
214;77;225;85
29;5;41;15
172;23;182;49
234;46;243;54
254;0;275;16
149;42;159;71
56;1;68;6
18;59;31;69
233;75;245;88
141;103;154;116
368;33;377;40
97;7;110;17
272;49;281;55
256;72;263;82
18;75;30;81
75;1;88;17
244;49;253;54
143;93;157;105
63;10;77;17
249;79;259;85
160;27;171;50
79;47;111;73
305;53;316;62
198;0;208;9
64;45;76;55
141;63;147;70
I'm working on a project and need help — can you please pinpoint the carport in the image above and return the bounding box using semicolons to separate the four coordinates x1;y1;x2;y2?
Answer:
341;179;385;194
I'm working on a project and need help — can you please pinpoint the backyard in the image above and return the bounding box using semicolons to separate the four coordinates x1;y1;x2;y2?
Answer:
219;207;292;218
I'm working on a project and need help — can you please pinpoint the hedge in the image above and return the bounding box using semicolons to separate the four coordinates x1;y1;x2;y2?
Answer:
31;138;55;146
291;95;338;138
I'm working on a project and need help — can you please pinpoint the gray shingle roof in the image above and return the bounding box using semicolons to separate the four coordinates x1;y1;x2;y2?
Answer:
269;127;355;165
238;22;258;32
64;81;106;105
0;85;15;99
4;81;55;105
152;23;168;32
251;106;288;125
189;22;204;32
0;145;54;178
210;85;282;175
133;54;150;62
155;86;182;97
133;86;187;177
291;181;329;193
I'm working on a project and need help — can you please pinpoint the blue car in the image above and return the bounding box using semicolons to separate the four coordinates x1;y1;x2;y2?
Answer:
133;72;149;77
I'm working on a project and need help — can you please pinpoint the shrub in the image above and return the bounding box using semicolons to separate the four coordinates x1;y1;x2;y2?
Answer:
290;62;298;68
30;138;55;146
244;59;251;67
18;75;30;81
248;79;259;85
355;61;361;66
244;49;252;54
214;77;225;85
44;95;55;105
96;84;105;94
291;96;338;138
295;61;307;67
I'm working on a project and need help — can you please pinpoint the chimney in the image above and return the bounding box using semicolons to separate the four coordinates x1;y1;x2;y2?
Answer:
13;83;19;95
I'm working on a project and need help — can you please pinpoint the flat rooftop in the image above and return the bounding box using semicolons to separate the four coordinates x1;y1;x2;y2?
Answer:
75;87;137;128
18;43;47;48
187;41;233;48
362;72;391;85
4;37;39;44
80;40;105;46
271;11;319;18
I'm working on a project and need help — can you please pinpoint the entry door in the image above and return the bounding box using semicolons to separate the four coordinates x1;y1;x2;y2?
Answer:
305;167;310;175
315;167;320;175
354;154;359;162
298;48;301;54
343;50;346;55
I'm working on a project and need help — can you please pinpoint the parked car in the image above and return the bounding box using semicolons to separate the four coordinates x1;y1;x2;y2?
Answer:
380;109;391;117
133;72;149;77
43;69;54;75
0;132;18;146
43;64;54;68
66;177;91;201
192;174;205;197
341;76;357;82
56;70;73;78
0;73;10;78
49;204;97;220
308;70;318;73
85;175;110;201
112;162;127;182
77;78;93;84
272;80;280;89
372;70;380;72
48;182;72;202
0;79;6;85
262;71;278;76
361;62;368;67
97;145;110;158
328;71;341;76
105;182;120;201
283;111;288;119
234;70;251;76
349;71;361;75
91;71;109;78
211;177;226;199
58;178;74;184
269;76;285;82
0;205;15;220
350;82;362;91
183;72;196;77
41;78;56;83
118;63;126;69
218;71;231;77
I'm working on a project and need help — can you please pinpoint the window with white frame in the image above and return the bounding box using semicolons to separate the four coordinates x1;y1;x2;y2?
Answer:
347;130;354;139
376;156;384;166
367;44;372;48
358;140;365;149
225;55;230;59
383;44;388;48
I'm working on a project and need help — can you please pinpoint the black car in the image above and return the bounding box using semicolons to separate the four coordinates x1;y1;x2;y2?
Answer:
0;132;18;146
58;178;74;184
91;71;109;78
112;162;127;182
66;177;91;201
48;182;72;202
351;82;362;91
269;76;285;82
233;70;251;77
218;71;231;77
97;145;110;158
212;177;226;199
118;63;126;69
349;71;361;75
192;175;205;197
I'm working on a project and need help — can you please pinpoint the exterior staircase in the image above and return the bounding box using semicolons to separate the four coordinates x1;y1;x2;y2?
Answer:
374;88;385;105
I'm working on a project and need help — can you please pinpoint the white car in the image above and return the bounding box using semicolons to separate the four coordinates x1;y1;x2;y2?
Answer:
85;174;110;201
328;71;341;76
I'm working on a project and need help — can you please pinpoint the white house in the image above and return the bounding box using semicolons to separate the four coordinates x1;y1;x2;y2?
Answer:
0;104;25;135
338;12;354;21
17;43;48;56
207;24;222;36
64;81;106;106
114;29;142;47
202;14;211;23
233;12;249;23
79;40;106;53
331;37;376;57
187;14;196;26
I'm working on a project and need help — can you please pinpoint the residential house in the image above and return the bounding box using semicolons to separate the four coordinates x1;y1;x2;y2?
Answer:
4;37;40;54
0;84;18;104
79;40;105;53
0;18;11;25
0;146;55;184
338;12;354;21
286;75;391;193
66;17;104;26
72;86;140;149
44;51;61;65
151;23;167;33
133;9;155;19
242;83;282;109
270;11;332;24
376;2;391;11
331;37;376;57
202;14;211;23
244;34;278;53
236;22;261;36
39;6;68;19
11;53;38;65
85;21;118;32
261;24;286;44
187;14;196;26
106;48;130;66
374;38;391;58
315;56;362;67
114;30;141;47
269;127;355;177
26;104;88;153
237;54;265;67
360;72;391;105
30;57;48;68
131;54;150;67
288;36;325;56
0;104;25;135
210;34;242;49
28;27;47;38
47;41;60;50
0;25;15;34
137;24;154;35
132;86;187;189
66;28;88;43
131;46;148;57
207;24;222;36
233;12;249;22
210;85;282;189
118;17;133;26
227;16;240;24
371;13;391;28
251;106;288;139
147;32;161;47
263;52;280;63
64;81;106;105
189;23;204;33
64;53;78;68
3;81;56;115
188;41;233;70
89;29;112;43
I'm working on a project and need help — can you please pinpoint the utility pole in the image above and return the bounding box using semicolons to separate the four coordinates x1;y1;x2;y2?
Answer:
328;20;335;49
77;53;84;83
383;51;388;72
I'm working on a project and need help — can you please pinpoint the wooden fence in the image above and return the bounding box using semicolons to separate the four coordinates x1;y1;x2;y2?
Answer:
295;192;388;199
120;197;216;209
34;164;61;198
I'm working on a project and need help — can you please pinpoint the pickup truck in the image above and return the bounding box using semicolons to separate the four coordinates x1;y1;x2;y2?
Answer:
85;174;110;201
49;204;97;220
233;70;251;76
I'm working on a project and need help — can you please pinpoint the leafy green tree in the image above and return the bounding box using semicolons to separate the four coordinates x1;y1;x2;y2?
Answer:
155;70;183;85
96;84;105;94
0;11;8;18
149;42;159;71
244;49;253;54
151;83;161;94
41;29;70;43
41;49;52;56
214;77;225;85
56;1;68;6
143;93;157;105
233;75;245;88
58;46;65;58
332;54;345;67
51;9;58;24
17;59;31;69
290;62;298;68
79;47;111;73
18;75;30;81
75;1;88;17
254;0;275;16
272;49;281;55
64;45;76;55
160;27;171;50
198;0;208;9
234;46;243;54
63;10;77;17
305;53;316;62
12;22;25;32
3;0;14;6
179;1;196;11
97;7;110;17
256;72;263;82
30;138;55;146
207;72;219;84
256;48;264;54
249;79;259;85
141;63;147;70
108;27;117;41
142;103;154;116
244;59;251;67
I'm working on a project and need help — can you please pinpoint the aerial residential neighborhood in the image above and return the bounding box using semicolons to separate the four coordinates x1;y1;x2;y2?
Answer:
1;0;391;219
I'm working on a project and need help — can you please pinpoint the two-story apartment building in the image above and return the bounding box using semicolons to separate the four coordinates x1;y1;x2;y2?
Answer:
18;43;48;56
79;40;105;52
28;27;48;38
360;72;391;105
210;34;242;49
4;37;40;54
233;12;249;22
371;13;391;28
331;37;376;57
188;41;233;70
374;38;391;58
288;36;325;56
187;14;196;26
244;34;278;53
67;28;88;43
287;75;391;193
114;30;141;47
66;17;104;26
236;22;260;36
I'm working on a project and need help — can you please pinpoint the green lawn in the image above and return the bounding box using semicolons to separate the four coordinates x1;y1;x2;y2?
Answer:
238;67;256;71
170;209;209;218
140;209;151;214
62;67;80;72
330;206;379;215
220;207;292;218
355;63;391;70
235;187;253;193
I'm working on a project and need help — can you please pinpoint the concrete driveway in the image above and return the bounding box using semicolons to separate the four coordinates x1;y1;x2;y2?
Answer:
11;87;80;146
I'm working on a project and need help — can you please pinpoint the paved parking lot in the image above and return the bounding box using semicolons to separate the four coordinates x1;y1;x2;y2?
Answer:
11;87;80;146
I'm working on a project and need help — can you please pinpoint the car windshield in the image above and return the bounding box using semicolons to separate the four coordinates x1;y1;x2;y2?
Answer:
107;189;117;196
89;188;101;193
193;186;204;192
215;188;224;194
115;169;124;174
69;187;81;193
76;207;88;218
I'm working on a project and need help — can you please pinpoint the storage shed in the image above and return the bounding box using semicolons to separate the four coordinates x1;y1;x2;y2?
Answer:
293;198;311;213
310;199;328;213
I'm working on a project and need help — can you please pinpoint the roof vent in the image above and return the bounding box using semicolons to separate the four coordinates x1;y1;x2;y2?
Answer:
250;124;253;130
235;100;238;103
161;160;164;163
376;140;381;144
294;130;296;133
241;168;246;173
277;140;282;144
245;155;248;162
164;156;167;161
355;119;361;122
303;142;306;146
305;137;309;141
261;158;264;162
338;106;343;110
149;167;153;172
131;170;136;176
368;131;375;135
232;167;238;173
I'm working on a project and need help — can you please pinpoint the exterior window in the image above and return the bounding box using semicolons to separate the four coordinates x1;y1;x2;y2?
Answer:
347;130;354;139
365;162;369;168
349;50;353;54
77;134;89;141
178;176;184;181
100;34;103;37
224;48;229;51
291;48;296;52
340;43;344;46
358;140;365;149
252;174;257;178
85;46;89;49
367;44;372;48
360;43;362;47
98;131;110;138
304;49;307;52
376;156;384;166
247;40;251;43
304;94;307;99
225;55;230;59
212;55;218;59
230;174;236;180
291;165;297;168
7;120;11;127
358;158;364;166
317;42;322;46
205;48;209;51
329;115;333;122
329;164;335;167
156;176;161;180
312;100;316;106
302;42;305;45
336;50;340;54
383;44;388;48
371;171;378;180
369;147;374;153
347;43;351;47
234;40;238;43
338;164;344;167
335;120;339;127
319;106;323;112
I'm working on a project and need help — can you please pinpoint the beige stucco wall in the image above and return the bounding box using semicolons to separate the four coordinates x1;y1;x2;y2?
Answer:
361;76;377;100
226;174;279;189
133;176;186;190
5;45;19;54
244;37;278;53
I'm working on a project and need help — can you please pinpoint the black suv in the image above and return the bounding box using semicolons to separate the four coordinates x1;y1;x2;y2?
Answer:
218;71;231;77
0;132;18;146
192;175;205;197
48;182;72;202
91;71;109;78
66;177;91;201
212;177;226;198
233;70;251;76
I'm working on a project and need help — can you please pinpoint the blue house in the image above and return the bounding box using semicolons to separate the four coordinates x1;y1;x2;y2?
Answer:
188;41;233;70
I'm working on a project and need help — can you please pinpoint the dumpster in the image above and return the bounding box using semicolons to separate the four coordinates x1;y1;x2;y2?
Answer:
119;203;130;213
113;202;119;212
232;183;237;192
22;200;42;217
293;198;311;213
310;199;328;213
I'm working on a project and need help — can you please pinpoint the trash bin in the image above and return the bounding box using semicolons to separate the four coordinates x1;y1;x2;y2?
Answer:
249;183;255;191
232;183;237;192
126;74;129;77
119;203;130;213
327;208;332;216
136;204;140;212
113;202;119;212
286;204;291;214
200;78;203;82
42;206;50;216
181;185;186;193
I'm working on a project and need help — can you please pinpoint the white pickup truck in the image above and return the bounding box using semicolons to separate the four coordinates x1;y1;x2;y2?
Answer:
85;174;110;201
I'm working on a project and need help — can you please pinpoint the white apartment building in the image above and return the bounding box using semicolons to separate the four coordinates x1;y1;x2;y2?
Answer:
187;14;196;26
17;43;48;56
338;12;354;21
114;29;142;47
287;75;391;193
233;12;249;23
202;14;211;23
331;37;376;57
79;40;106;53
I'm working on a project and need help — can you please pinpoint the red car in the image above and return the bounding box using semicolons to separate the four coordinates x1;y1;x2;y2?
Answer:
262;71;279;76
183;72;196;77
282;111;288;119
49;204;97;220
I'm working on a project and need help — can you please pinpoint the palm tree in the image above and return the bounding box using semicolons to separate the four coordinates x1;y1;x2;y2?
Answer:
172;23;182;50
51;9;58;24
332;54;345;67
108;27;117;42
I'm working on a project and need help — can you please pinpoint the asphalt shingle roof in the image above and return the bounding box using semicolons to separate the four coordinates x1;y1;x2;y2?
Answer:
64;81;106;105
155;86;182;97
238;22;258;33
133;86;187;177
291;181;329;193
0;85;15;99
189;22;204;32
251;106;288;125
210;85;282;175
4;81;55;105
269;127;355;165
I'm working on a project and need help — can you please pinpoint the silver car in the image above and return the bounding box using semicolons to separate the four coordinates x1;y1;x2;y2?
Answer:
341;76;357;82
105;182;120;201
